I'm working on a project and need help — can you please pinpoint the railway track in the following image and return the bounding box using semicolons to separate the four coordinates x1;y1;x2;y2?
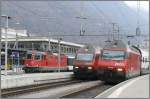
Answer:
61;82;114;98
1;79;82;98
2;78;115;98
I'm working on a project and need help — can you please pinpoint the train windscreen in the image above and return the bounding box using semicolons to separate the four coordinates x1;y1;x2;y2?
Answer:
102;50;125;60
76;53;93;61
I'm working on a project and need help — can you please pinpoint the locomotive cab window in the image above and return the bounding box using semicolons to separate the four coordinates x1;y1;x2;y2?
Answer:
102;50;125;60
27;54;32;59
76;53;94;61
35;54;42;60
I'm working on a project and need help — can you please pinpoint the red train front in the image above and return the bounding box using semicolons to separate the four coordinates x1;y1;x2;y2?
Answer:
23;51;68;73
73;46;100;79
95;40;141;83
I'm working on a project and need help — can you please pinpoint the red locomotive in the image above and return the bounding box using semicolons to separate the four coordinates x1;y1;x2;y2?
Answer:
95;40;143;83
73;46;101;79
23;51;68;73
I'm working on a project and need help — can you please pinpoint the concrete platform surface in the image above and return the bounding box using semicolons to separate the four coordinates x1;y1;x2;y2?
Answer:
95;74;149;98
1;72;73;89
1;69;24;75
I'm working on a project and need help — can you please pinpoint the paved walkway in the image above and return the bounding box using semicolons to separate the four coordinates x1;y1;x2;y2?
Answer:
95;74;149;98
1;69;24;75
1;72;73;89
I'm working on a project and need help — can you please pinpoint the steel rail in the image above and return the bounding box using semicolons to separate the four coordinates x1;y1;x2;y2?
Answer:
1;79;82;98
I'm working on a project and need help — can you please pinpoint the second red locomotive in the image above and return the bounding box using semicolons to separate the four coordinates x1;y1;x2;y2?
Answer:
73;45;101;79
23;51;68;73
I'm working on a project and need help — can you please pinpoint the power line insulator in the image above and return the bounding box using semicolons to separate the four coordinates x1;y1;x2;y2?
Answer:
136;27;141;36
80;29;85;36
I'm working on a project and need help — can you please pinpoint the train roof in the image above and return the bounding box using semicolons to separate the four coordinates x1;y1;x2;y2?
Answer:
1;36;84;47
140;49;149;57
65;54;75;58
77;45;101;54
103;40;127;49
27;50;46;54
103;40;142;54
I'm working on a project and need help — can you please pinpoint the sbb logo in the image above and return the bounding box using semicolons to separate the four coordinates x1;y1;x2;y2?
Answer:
115;63;124;66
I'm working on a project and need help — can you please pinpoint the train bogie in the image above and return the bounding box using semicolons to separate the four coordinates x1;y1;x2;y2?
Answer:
73;65;97;80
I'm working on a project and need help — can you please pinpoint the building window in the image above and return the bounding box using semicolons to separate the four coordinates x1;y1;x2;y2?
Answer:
69;48;71;53
67;48;69;53
61;47;63;52
64;47;66;53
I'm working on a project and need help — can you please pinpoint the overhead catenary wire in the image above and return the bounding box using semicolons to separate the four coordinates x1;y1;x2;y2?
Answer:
91;2;113;41
137;0;140;27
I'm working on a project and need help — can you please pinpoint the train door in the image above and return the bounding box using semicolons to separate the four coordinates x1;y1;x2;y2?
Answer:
34;53;43;67
67;56;75;71
128;52;133;77
41;53;47;67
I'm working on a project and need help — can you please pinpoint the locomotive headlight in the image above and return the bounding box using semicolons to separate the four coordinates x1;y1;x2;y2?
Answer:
88;66;92;70
75;66;79;69
117;68;123;72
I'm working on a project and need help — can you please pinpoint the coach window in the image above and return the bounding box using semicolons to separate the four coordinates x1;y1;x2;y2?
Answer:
64;47;66;53
2;43;5;47
67;48;69;53
61;47;63;52
10;43;14;48
69;48;71;53
74;48;76;53
72;48;74;53
69;48;72;53
63;47;65;53
51;46;54;50
75;48;77;53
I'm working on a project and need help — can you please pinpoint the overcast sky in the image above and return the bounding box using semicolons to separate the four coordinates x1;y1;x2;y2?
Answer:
124;1;149;12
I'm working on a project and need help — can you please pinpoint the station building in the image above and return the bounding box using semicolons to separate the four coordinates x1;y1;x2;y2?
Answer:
1;28;84;54
1;28;84;70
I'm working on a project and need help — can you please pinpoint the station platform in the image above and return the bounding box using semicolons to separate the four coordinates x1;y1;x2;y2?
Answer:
95;74;149;98
1;69;24;75
1;72;73;89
